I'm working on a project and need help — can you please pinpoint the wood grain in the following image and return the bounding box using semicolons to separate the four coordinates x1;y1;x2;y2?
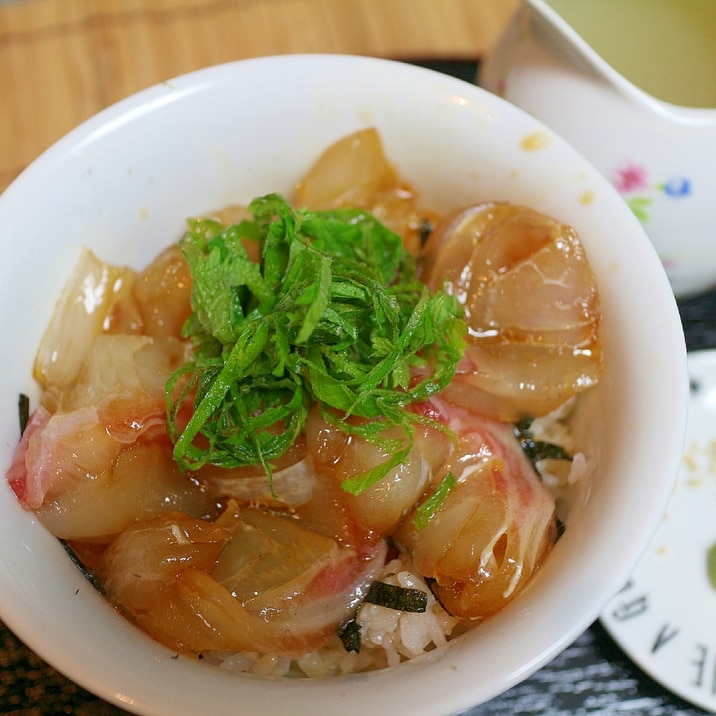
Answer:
0;0;518;193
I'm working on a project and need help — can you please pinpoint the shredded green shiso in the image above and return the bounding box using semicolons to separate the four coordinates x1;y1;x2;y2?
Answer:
166;194;467;494
412;472;457;530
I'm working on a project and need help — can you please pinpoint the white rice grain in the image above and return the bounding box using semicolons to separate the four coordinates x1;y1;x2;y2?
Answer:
357;559;459;663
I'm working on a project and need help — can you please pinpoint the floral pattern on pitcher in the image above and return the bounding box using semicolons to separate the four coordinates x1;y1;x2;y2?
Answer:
611;161;691;223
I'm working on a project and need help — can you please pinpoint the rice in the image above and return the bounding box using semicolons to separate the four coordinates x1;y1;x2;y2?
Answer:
207;556;461;679
354;559;460;668
530;399;594;522
206;400;586;680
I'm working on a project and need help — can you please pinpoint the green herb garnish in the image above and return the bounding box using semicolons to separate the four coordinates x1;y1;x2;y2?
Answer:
707;541;716;592
365;581;428;612
166;193;466;494
412;472;457;530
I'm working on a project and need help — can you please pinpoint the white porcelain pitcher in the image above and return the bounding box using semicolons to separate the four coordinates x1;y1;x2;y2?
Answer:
480;0;716;297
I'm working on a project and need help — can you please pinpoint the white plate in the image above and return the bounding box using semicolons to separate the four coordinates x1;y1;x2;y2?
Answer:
601;349;716;713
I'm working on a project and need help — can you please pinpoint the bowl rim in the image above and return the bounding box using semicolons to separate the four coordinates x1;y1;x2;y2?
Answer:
0;54;689;716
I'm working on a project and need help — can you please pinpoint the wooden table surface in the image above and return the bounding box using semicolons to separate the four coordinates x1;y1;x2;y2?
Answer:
0;0;518;193
1;1;714;714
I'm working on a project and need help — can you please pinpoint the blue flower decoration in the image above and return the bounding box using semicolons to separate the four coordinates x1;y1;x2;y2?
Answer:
662;177;691;197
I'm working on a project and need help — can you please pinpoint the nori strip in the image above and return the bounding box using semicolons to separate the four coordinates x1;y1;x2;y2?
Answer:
339;618;362;653
18;393;29;434
59;539;103;592
365;581;428;613
513;417;572;468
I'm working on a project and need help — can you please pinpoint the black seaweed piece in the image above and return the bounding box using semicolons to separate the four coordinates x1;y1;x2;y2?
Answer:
513;417;572;470
365;581;428;613
555;517;566;541
418;218;433;248
339;618;362;653
59;539;103;592
18;393;29;435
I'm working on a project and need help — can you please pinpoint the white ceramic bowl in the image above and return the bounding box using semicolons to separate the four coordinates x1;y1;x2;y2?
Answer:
0;56;688;715
479;1;716;298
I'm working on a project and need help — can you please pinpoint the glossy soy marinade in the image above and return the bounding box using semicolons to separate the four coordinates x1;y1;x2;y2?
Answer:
6;128;603;676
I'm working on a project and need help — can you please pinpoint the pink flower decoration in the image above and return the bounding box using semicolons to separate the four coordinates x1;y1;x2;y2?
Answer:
612;162;648;194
